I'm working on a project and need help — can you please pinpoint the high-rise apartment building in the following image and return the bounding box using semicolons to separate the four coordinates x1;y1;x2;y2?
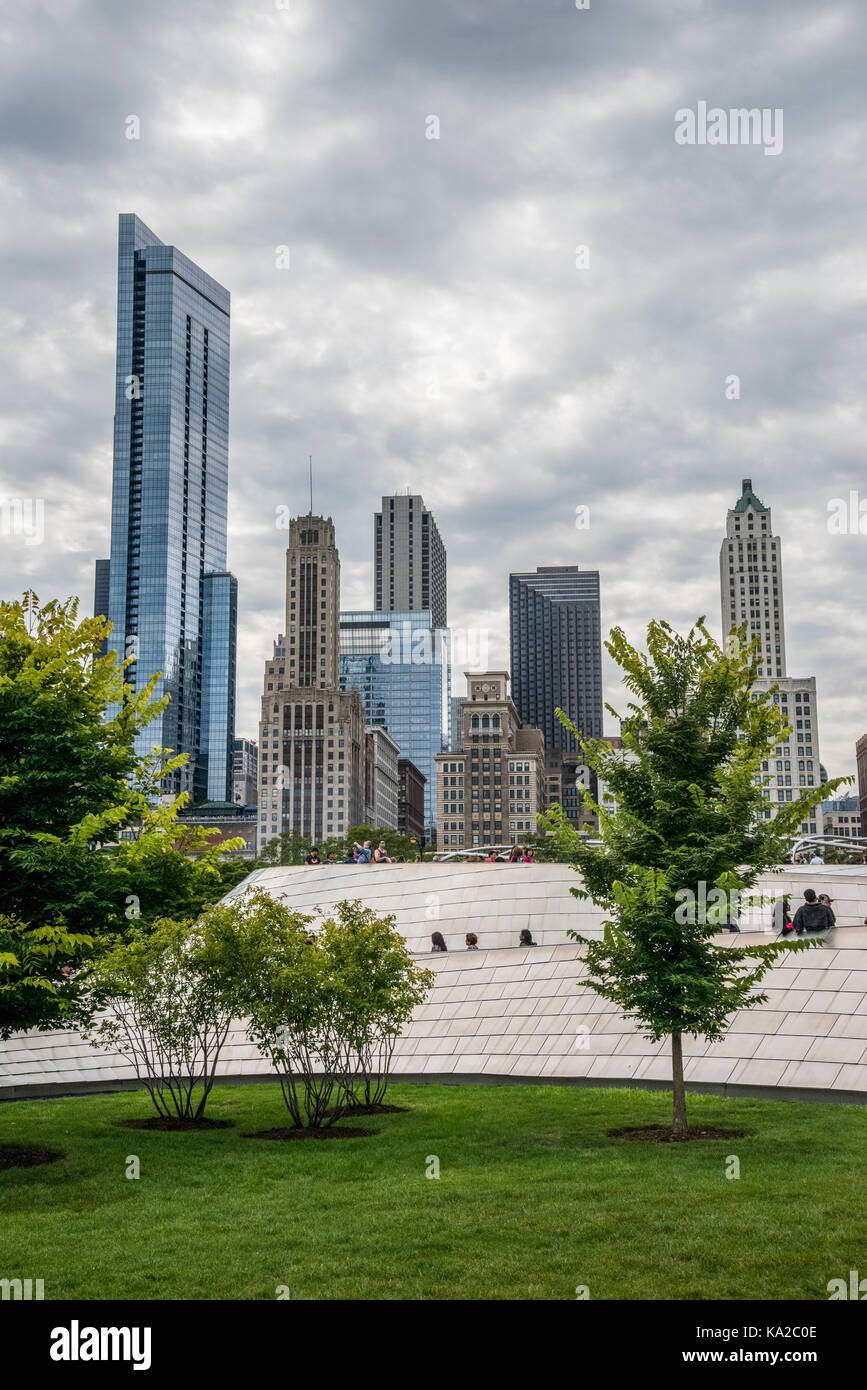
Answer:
720;480;822;836
95;214;237;802
374;493;447;628
436;672;545;849
339;609;449;839
509;566;603;752
720;479;786;679
257;516;366;849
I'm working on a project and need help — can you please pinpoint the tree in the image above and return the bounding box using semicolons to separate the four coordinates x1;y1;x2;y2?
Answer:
0;594;169;1029
0;592;246;1035
539;619;848;1139
0;917;93;1039
84;917;237;1121
254;830;312;866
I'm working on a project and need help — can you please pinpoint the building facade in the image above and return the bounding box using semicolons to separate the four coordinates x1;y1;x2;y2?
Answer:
397;758;426;844
364;726;400;830
821;797;863;842
257;516;366;850
857;734;867;837
175;801;257;857
374;493;447;628
232;737;258;807
339;609;449;840
448;693;465;752
720;479;786;679
436;672;545;849
720;480;822;837
95;213;237;802
509;566;603;753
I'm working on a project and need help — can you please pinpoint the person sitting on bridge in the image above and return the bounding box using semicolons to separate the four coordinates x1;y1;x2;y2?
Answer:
465;932;479;950
818;893;836;927
793;889;834;935
519;928;537;946
431;931;447;952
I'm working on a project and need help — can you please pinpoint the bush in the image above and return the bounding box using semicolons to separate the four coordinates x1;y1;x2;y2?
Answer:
84;918;235;1121
204;890;434;1126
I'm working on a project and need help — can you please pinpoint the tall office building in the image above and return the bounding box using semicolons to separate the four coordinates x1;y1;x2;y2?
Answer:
509;566;603;753
720;479;786;678
95;214;237;802
720;480;821;836
258;516;366;849
374;493;447;628
339;609;449;839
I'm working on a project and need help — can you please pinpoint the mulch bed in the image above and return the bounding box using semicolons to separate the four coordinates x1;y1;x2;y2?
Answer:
0;1144;65;1170
244;1126;377;1141
113;1117;235;1131
608;1126;748;1144
326;1103;410;1118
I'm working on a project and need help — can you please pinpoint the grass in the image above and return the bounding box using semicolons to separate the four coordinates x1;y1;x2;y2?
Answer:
1;1082;866;1300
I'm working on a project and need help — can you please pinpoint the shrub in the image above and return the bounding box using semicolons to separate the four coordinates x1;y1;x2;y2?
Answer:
84;918;235;1121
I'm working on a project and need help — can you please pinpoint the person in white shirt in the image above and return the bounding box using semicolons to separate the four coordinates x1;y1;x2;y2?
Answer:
810;852;825;865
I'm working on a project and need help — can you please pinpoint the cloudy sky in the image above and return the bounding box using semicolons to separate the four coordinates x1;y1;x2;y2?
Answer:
1;0;865;782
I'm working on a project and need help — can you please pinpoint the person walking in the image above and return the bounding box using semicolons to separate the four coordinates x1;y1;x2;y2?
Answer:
431;931;447;952
508;845;521;863
304;846;321;866
810;850;825;865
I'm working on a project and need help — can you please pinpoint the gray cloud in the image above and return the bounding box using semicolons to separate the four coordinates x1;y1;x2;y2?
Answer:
1;0;865;785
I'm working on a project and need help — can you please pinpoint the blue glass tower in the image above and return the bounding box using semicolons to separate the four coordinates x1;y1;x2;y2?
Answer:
339;610;449;839
96;214;236;802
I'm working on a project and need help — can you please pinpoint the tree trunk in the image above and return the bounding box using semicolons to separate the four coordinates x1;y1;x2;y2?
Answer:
671;1032;688;1139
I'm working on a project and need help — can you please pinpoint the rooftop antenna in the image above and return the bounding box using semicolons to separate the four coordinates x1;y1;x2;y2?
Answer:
309;454;313;515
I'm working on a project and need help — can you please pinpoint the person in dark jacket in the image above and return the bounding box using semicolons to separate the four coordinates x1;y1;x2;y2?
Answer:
431;931;447;952
818;893;836;927
792;889;834;935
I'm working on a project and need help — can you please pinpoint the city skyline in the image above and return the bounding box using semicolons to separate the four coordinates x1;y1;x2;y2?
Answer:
1;1;864;786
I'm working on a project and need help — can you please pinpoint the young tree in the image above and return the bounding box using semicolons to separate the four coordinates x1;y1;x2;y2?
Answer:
540;619;848;1139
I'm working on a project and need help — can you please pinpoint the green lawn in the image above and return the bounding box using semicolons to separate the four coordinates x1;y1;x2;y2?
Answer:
1;1082;866;1300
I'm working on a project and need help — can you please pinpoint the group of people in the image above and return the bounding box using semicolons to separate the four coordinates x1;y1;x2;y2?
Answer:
429;927;537;952
779;888;836;936
304;840;408;866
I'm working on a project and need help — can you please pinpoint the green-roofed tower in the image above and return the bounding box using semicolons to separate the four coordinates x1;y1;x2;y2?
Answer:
720;478;786;678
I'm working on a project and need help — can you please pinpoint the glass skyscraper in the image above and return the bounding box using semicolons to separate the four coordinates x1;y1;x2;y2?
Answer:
94;214;237;803
339;610;450;839
509;566;603;751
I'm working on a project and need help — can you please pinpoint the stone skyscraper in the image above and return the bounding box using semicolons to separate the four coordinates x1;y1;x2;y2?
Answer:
720;478;786;679
720;480;821;837
94;214;237;802
509;565;603;752
257;516;366;850
374;492;447;628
